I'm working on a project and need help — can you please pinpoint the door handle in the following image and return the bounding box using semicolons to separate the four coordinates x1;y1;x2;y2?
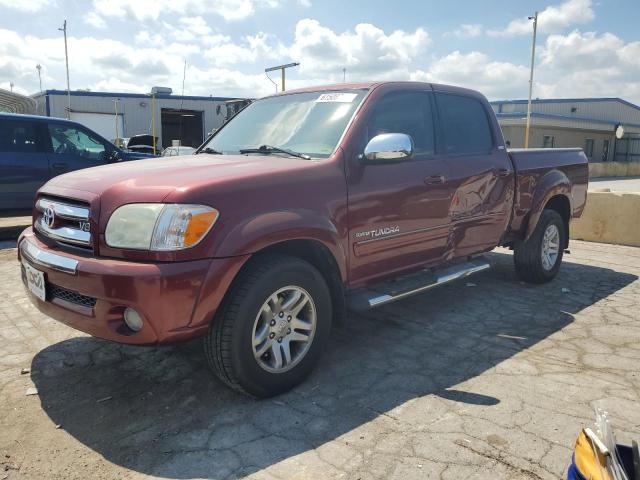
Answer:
495;168;511;177
424;175;445;185
52;163;68;170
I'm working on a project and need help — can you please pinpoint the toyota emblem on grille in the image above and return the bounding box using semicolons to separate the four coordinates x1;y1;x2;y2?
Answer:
43;206;55;228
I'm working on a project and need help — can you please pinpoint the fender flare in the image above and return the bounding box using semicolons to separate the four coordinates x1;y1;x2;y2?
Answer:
525;169;572;240
213;209;348;282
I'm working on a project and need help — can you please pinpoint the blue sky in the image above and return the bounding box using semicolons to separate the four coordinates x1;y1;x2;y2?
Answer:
1;0;639;103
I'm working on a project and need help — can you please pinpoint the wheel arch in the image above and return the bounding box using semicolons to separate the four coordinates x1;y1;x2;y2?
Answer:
525;169;572;246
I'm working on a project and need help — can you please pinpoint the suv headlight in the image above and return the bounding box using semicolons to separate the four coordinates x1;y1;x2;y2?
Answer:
105;204;219;251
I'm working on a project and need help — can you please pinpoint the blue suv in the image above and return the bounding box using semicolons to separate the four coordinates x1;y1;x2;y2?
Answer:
0;113;154;211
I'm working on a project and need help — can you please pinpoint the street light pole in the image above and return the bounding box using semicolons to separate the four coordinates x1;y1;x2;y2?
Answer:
524;11;538;149
36;64;42;93
58;20;71;119
265;62;300;92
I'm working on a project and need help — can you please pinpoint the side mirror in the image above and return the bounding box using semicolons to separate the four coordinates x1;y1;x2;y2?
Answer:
361;133;414;164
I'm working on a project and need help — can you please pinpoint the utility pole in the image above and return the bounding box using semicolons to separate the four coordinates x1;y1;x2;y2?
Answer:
9;82;13;92
265;62;299;92
343;68;346;83
58;20;71;119
36;64;42;93
524;11;538;149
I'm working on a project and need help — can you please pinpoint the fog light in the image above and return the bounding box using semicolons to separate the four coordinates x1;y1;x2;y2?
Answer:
124;308;143;332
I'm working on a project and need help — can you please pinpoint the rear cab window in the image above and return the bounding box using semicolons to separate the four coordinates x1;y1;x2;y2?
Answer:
435;93;493;155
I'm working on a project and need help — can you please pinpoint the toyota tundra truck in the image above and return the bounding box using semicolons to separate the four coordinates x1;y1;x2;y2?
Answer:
18;82;588;397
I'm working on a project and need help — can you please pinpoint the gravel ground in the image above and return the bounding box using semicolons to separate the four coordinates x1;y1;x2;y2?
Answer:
1;240;639;480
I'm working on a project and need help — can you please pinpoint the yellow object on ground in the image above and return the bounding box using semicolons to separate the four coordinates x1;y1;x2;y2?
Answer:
574;429;612;480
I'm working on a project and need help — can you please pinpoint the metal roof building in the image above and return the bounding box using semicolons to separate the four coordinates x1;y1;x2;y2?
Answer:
491;98;640;163
31;89;238;149
0;88;36;114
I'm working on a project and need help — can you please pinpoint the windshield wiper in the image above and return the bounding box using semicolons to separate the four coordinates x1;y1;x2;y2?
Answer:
239;145;311;160
197;147;223;155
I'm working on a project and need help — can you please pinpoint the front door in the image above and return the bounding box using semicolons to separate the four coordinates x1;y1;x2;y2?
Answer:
346;89;451;287
45;123;109;178
433;92;514;259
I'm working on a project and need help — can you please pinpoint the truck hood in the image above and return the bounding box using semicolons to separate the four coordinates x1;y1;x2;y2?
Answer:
44;154;309;202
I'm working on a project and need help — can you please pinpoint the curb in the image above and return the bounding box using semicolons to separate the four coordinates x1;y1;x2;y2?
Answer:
571;190;640;247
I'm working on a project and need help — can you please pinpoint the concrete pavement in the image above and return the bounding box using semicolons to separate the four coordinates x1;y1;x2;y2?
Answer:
1;241;639;479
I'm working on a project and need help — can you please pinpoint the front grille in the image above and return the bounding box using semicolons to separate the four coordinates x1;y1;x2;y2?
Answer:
49;284;97;308
34;197;92;250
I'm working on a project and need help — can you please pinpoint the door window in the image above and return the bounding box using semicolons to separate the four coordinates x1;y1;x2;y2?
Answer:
0;120;40;153
367;91;435;155
436;93;493;154
48;124;107;161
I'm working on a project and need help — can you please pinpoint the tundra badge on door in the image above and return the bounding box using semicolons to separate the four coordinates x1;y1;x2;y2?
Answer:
355;226;400;239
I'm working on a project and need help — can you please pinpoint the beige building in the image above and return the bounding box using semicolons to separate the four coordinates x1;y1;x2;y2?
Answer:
491;98;640;163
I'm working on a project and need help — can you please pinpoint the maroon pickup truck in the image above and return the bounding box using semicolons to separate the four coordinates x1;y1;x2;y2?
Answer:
18;82;588;397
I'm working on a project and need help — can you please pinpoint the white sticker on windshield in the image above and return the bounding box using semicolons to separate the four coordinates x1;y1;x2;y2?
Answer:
316;93;358;103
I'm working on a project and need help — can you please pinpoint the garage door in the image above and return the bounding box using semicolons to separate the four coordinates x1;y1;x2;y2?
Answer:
69;112;124;142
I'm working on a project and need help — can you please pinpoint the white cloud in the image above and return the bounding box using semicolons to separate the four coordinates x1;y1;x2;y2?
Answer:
298;0;311;6
289;19;429;80
91;0;280;22
412;51;529;99
0;0;53;12
179;16;212;36
535;30;640;100
445;24;482;38
85;12;107;29
204;32;282;65
487;0;594;36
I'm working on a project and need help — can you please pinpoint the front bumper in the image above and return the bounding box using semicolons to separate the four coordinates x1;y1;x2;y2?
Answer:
18;228;248;345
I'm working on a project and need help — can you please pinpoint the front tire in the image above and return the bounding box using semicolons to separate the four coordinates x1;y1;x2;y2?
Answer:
205;254;332;398
514;209;566;284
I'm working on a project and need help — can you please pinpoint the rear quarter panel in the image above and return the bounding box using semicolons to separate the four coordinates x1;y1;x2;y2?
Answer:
507;148;588;237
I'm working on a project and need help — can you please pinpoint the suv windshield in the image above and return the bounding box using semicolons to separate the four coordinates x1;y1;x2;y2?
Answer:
201;89;368;159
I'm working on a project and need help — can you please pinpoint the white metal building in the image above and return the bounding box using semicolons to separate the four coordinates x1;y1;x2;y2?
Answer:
32;89;238;149
491;98;640;162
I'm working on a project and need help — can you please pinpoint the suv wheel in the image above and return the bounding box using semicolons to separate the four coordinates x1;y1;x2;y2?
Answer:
514;209;566;284
204;254;332;397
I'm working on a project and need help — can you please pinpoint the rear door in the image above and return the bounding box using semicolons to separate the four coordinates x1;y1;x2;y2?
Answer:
45;122;110;177
346;89;451;286
434;92;514;258
0;118;50;211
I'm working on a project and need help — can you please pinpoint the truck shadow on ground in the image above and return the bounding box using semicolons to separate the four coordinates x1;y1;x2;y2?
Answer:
31;251;638;478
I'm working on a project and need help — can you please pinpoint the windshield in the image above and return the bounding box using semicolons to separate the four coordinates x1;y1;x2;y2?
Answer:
201;89;368;158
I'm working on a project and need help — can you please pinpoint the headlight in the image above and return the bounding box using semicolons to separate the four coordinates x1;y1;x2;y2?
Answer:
105;204;219;251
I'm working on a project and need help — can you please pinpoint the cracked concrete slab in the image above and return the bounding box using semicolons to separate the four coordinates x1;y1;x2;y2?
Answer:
0;240;639;479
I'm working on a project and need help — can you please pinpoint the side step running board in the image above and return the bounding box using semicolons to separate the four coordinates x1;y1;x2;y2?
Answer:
348;256;490;310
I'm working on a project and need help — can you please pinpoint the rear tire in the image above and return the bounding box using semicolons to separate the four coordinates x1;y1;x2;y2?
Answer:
204;254;332;398
514;209;566;284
